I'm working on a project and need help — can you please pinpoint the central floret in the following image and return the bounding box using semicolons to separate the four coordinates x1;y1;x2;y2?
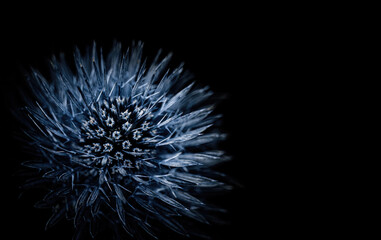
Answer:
79;96;157;170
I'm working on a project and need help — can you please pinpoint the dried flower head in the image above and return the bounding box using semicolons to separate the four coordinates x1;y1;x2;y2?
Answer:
19;42;230;239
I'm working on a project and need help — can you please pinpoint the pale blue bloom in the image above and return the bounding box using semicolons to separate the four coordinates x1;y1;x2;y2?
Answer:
20;42;230;239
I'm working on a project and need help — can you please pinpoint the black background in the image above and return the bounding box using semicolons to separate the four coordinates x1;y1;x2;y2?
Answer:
0;4;264;240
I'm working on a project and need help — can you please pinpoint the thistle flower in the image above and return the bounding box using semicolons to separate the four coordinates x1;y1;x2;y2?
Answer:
19;42;230;239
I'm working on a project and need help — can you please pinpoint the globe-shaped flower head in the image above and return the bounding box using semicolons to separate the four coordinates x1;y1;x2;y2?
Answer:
20;42;230;239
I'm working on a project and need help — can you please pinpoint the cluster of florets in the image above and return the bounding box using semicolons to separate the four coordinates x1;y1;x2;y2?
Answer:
80;97;157;170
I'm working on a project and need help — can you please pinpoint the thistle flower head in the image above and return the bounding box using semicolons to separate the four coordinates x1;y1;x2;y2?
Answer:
19;42;230;239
